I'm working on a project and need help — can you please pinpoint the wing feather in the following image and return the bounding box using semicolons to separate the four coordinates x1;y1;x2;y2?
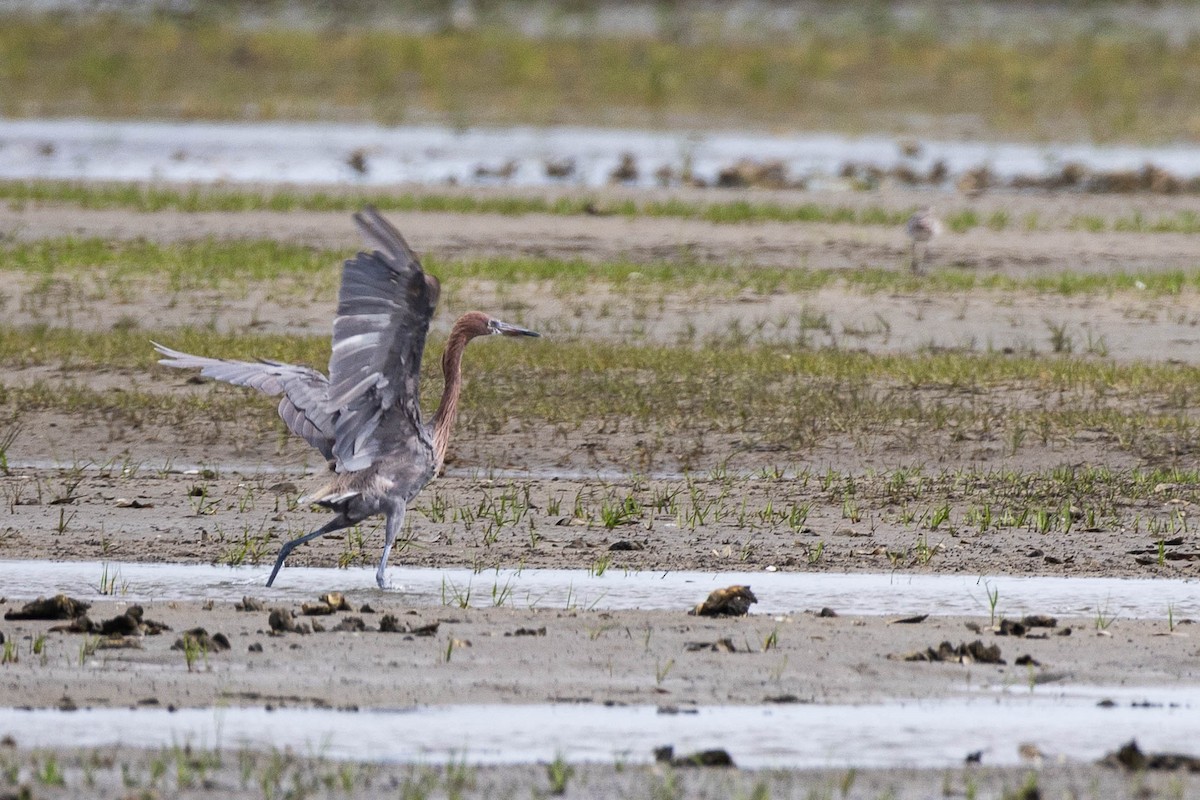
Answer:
153;342;335;462
325;207;440;473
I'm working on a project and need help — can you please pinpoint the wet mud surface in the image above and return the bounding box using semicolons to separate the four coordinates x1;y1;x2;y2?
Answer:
3;193;1200;796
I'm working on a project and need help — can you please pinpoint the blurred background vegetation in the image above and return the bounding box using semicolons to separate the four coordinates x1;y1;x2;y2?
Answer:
1;1;1199;142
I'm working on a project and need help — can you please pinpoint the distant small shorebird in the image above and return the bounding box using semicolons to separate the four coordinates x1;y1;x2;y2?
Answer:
905;206;942;273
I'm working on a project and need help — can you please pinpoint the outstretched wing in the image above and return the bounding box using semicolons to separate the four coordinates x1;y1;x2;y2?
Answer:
325;207;441;473
153;342;336;462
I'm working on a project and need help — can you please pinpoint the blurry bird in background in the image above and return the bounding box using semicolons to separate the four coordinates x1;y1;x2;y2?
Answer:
905;206;943;273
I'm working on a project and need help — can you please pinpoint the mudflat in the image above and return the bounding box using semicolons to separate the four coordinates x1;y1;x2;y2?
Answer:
2;192;1199;798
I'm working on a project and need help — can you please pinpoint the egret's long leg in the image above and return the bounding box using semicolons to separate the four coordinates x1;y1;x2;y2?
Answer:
266;517;350;587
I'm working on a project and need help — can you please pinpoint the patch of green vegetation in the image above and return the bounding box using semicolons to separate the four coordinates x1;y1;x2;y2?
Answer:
3;13;1200;141
7;238;1200;300
0;180;918;227
3;325;1200;465
9;182;1200;235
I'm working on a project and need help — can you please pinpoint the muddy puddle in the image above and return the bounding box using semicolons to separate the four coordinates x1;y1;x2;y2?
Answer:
2;560;1194;619
3;688;1199;768
4;118;1200;189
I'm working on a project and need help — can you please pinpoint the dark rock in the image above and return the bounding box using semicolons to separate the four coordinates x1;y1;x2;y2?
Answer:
763;694;804;704
301;592;353;616
997;618;1027;637
817;607;838;618
1014;654;1041;666
544;158;575;179
268;608;309;634
1022;614;1058;628
331;617;366;632
609;153;638;183
49;616;98;633
689;585;757;617
96;636;143;650
236;597;266;612
684;638;736;653
507;627;546;637
897;639;1004;664
654;745;735;768
346;148;368;175
716;159;788;189
608;540;644;551
890;614;928;625
248;643;263;653
1101;739;1200;772
5;594;89;620
172;628;231;653
379;615;438;636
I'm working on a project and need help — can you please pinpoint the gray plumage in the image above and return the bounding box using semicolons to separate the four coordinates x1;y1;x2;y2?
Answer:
154;208;539;588
905;206;942;273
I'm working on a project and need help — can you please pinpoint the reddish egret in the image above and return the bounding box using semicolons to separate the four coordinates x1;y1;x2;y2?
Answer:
154;208;539;588
905;206;943;273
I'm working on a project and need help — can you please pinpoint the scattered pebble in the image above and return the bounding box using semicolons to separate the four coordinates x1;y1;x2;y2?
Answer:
895;640;1004;665
506;627;546;637
237;597;266;612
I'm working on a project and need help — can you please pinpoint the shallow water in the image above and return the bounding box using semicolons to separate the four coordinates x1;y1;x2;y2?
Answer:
1;560;1194;620
3;118;1199;189
2;687;1198;768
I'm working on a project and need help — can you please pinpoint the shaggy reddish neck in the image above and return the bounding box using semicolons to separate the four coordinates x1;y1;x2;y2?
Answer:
431;316;475;471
